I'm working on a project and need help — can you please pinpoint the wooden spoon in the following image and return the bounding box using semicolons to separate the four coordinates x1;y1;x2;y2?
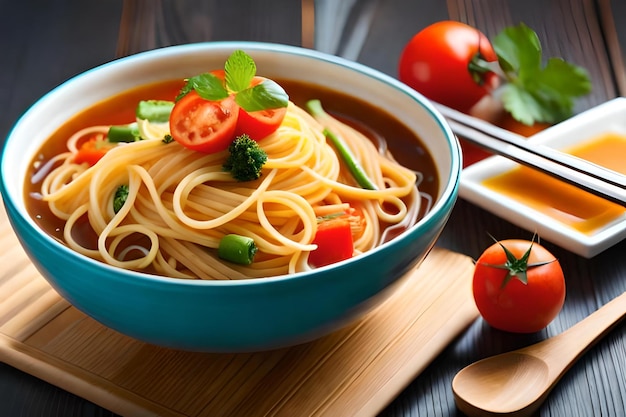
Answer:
452;291;626;417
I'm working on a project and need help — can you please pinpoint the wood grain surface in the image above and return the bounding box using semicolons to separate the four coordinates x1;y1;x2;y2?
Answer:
0;198;478;417
1;0;625;416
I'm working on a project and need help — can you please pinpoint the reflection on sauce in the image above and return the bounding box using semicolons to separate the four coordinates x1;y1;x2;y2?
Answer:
482;132;626;235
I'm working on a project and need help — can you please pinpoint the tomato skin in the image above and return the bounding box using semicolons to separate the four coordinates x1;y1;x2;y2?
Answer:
399;21;499;113
235;76;287;141
169;91;239;153
180;72;285;143
235;106;287;141
472;239;566;333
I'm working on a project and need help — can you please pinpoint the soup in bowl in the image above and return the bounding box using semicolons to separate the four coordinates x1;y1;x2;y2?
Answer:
0;42;461;352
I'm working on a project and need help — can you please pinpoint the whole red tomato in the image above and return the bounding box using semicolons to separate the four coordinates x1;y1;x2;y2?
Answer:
472;239;566;333
398;21;499;113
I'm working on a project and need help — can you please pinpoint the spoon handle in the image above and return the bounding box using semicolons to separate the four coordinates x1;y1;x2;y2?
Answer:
523;291;626;373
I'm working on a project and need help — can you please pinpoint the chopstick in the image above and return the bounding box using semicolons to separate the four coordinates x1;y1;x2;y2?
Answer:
434;103;626;207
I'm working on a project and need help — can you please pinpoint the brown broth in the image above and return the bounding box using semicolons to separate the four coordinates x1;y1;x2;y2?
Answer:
26;78;439;246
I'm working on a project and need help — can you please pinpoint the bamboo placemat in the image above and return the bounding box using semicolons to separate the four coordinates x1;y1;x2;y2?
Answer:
0;201;479;417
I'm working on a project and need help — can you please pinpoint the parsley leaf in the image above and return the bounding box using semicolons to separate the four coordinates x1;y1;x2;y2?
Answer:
493;23;592;125
494;23;541;76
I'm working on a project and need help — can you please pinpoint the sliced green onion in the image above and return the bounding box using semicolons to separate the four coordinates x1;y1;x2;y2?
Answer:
136;100;174;122
218;234;258;265
306;99;378;190
108;123;140;143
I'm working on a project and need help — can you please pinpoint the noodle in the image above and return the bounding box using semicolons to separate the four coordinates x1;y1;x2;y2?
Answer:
36;101;419;279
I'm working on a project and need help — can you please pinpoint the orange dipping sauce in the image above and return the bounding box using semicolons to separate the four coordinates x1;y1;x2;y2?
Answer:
482;132;626;235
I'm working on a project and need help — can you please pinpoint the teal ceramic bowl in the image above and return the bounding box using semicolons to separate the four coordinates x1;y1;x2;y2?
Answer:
0;42;461;352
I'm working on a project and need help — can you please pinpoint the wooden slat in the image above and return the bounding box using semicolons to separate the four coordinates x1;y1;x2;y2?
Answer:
597;0;626;95
0;198;479;417
116;0;303;57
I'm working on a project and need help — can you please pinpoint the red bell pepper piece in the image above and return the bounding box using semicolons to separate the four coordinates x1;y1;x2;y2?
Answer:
74;137;116;166
308;217;354;268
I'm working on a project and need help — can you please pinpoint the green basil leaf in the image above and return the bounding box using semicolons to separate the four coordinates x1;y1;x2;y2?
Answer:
225;50;256;93
190;73;230;101
235;79;289;112
176;73;229;101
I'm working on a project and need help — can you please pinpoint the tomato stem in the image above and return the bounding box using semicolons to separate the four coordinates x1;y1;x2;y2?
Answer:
468;56;505;86
479;233;558;288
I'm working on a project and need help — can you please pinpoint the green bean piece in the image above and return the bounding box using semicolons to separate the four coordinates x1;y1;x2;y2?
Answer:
306;100;378;190
218;234;258;265
108;123;141;143
136;100;174;123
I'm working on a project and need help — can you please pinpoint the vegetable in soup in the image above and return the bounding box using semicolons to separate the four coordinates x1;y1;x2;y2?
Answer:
25;54;438;280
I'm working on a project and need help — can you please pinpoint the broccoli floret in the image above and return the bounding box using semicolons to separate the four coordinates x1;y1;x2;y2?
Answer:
223;134;268;181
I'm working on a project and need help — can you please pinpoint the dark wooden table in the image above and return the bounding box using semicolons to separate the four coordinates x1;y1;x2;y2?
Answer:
1;0;625;416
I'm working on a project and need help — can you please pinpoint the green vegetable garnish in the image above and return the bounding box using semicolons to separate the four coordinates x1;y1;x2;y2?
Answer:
492;23;592;125
162;134;174;144
108;123;141;143
218;234;258;265
108;101;175;143
224;49;257;93
113;185;129;214
175;50;289;112
176;73;229;102
223;134;268;182
136;100;174;122
306;99;378;190
235;79;290;112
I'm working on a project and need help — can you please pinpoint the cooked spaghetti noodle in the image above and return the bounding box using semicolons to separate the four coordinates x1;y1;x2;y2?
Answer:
35;101;419;279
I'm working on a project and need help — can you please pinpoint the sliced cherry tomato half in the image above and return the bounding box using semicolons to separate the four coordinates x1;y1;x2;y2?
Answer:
169;91;239;153
74;136;116;166
235;106;287;141
234;76;287;141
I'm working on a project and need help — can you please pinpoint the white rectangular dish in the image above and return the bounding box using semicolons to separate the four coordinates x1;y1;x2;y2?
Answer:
459;97;626;258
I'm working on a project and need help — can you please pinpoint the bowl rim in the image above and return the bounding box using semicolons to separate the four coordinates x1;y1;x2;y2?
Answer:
0;41;461;287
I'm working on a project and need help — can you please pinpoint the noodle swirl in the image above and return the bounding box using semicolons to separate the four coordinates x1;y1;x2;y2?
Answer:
37;101;419;279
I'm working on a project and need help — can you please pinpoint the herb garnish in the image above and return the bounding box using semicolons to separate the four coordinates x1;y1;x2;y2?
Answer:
175;50;289;113
492;23;592;125
113;185;129;214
